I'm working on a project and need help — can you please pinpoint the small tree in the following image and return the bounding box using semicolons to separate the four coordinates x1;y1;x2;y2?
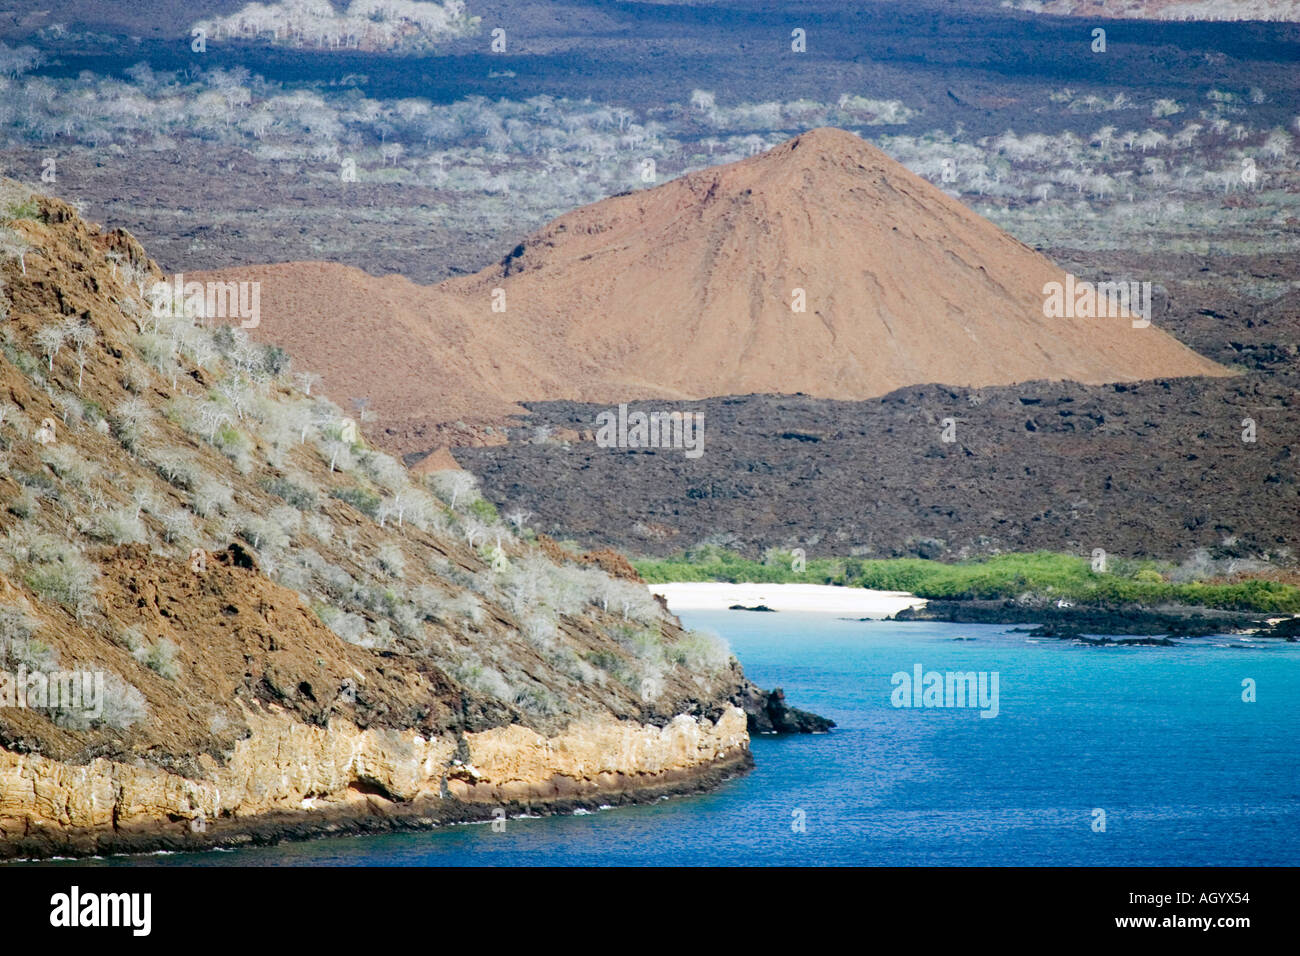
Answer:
35;323;65;371
69;324;96;388
462;516;490;549
197;402;231;443
294;370;321;395
0;227;31;276
324;436;351;472
434;470;477;510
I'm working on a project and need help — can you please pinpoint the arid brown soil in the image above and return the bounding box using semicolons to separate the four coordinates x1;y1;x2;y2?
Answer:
0;544;467;774
200;128;1227;457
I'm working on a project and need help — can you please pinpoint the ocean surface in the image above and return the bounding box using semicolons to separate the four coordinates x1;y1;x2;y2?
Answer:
55;613;1300;866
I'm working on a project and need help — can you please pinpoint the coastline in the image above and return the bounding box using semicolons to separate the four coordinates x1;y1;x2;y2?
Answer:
2;750;756;863
0;708;753;862
896;599;1298;638
649;582;926;617
648;582;1299;638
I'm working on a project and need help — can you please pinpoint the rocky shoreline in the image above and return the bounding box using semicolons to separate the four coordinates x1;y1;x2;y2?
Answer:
3;680;829;862
3;750;756;863
0;707;759;862
892;599;1298;640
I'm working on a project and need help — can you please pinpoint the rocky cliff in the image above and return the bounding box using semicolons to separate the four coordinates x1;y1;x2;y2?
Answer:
0;181;798;859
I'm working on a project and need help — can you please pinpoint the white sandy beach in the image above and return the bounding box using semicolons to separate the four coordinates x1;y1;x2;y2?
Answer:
649;582;926;618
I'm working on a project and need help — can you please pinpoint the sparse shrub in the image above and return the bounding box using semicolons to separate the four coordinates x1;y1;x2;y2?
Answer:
158;508;194;544
0;398;22;432
448;592;484;627
7;489;40;519
41;446;93;491
514;686;561;718
400;488;443;532
1;323;35;375
522;613;557;652
305;513;333;544
136;637;180;680
430;470;478;510
368;619;397;651
315;604;368;645
331;485;381;518
15;465;59;503
98;673;148;730
468;497;499;522
191;477;234;518
358;583;402;617
150;450;200;491
119;362;150;394
237;511;290;553
358;449;407;494
458;515;493;550
260;345;290;378
213;423;253;470
389;601;422;639
614;624;665;665
411;583;448;621
596;577;663;624
268;503;301;539
0;603;56;672
54;392;84;428
92;507;147;545
320;437;352;473
262;474;317;510
117;626;145;654
672;629;731;673
452;657;514;701
1;184;39;222
583;648;635;689
545;565;591;616
563;652;602;687
312;560;356;602
132;331;176;373
23;538;98;618
111;396;154;452
376;541;406;579
1170;548;1215;584
274;556;314;592
34;323;66;372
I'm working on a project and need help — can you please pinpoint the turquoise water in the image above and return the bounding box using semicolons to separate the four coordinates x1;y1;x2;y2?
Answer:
77;613;1300;866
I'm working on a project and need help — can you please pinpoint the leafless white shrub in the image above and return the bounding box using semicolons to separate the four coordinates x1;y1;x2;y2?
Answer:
376;540;406;578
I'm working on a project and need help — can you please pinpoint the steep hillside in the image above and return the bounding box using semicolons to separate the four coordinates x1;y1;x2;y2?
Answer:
0;181;812;860
201;128;1228;458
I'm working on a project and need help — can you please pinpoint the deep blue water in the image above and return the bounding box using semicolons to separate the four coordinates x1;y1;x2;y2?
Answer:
65;613;1300;866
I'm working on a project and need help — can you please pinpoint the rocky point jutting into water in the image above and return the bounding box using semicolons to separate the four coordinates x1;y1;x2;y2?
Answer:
0;184;819;859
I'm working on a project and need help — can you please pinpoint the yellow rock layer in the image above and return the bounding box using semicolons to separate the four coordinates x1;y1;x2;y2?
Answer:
0;706;749;855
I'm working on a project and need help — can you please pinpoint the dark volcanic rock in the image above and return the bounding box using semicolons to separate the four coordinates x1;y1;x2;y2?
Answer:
1266;616;1300;639
895;599;1268;637
1072;635;1181;647
457;368;1299;563
734;685;835;735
